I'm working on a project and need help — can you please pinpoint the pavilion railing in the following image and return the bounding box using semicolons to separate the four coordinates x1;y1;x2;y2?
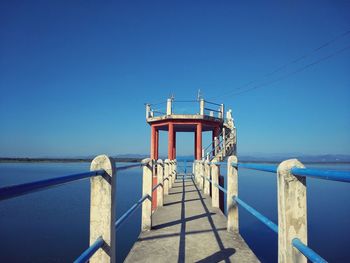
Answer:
193;157;350;263
146;98;224;120
0;155;178;263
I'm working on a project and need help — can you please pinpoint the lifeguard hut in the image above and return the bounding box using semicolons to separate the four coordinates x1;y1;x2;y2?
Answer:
145;97;237;209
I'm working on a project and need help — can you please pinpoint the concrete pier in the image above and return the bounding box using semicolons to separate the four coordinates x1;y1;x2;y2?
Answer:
125;176;259;262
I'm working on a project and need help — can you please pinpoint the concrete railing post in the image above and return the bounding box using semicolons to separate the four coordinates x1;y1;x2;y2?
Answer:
194;161;199;184
277;159;307;263
200;98;205;115
146;104;151;119
157;159;164;207
90;155;116;263
173;160;177;182
141;158;153;232
204;160;211;195
211;161;220;208
169;161;173;189
227;155;238;233
166;98;172;115
199;161;204;189
164;159;170;195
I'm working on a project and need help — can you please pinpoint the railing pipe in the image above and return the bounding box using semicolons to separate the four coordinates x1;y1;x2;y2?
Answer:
291;167;350;183
292;238;328;263
232;162;277;173
116;163;141;171
0;170;105;201
115;194;150;230
234;196;278;234
74;236;104;263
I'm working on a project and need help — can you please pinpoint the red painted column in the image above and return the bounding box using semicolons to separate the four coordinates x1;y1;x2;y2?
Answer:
196;122;202;160
155;129;159;160
194;130;197;159
150;125;156;159
168;122;174;160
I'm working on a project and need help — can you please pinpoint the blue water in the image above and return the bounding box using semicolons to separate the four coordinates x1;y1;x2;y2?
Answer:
0;162;349;262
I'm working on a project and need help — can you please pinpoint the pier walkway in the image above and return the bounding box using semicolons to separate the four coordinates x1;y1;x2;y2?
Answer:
125;175;259;263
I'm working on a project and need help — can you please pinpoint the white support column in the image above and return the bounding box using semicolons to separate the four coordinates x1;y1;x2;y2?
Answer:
164;159;170;195
277;159;307;263
204;160;211;195
211;160;220;208
227;155;238;233
157;159;164;207
90;155;116;263
141;158;153;232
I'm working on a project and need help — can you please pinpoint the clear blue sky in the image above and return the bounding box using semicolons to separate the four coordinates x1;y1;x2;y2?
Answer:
0;1;349;157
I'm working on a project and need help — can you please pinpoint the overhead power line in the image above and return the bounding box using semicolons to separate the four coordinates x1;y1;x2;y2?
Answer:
208;29;350;100
228;44;350;97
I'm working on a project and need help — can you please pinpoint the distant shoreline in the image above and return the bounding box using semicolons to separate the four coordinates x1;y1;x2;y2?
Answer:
0;157;349;164
0;157;143;163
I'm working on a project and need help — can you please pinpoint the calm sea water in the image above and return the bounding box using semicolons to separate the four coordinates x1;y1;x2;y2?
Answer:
0;162;349;262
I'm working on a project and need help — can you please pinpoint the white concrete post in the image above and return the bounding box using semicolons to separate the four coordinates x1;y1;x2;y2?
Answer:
220;104;224;119
173;159;177;183
211;161;220;208
214;136;219;155
200;98;205;115
90;155;116;263
204;160;211;195
166;98;172;115
227;155;238;233
164;159;170;195
199;161;204;189
222;128;226;156
277;159;307;263
169;160;173;189
194;161;199;184
157;159;164;207
146;104;151;119
141;158;153;232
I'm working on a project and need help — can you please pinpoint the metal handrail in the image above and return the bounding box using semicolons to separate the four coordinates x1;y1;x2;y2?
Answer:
0;170;105;201
201;175;278;233
74;236;104;263
231;162;350;183
117;163;142;171
115;194;151;229
292;238;328;263
291;167;350;183
200;172;326;262
204;100;222;107
204;107;221;113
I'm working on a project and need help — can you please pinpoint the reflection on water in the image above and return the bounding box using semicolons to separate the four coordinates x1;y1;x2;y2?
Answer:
0;162;349;262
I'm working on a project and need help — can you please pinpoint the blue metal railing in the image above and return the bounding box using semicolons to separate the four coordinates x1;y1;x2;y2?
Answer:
0;161;146;263
230;161;347;262
74;236;104;263
115;194;150;229
200;160;349;263
291;167;350;183
201;175;278;233
0;170;105;201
